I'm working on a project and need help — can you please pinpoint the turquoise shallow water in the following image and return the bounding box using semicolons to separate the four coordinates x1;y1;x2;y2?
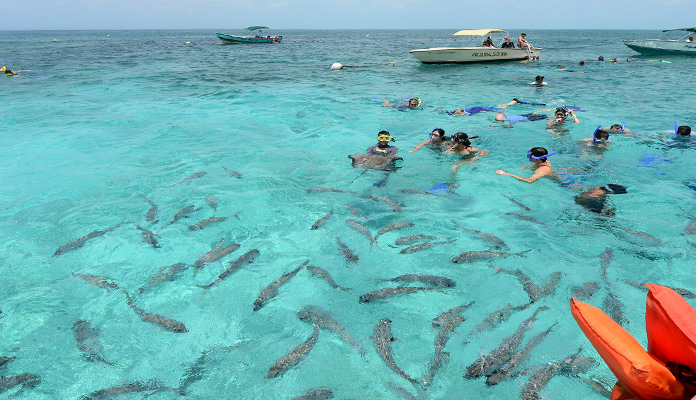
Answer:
1;29;696;398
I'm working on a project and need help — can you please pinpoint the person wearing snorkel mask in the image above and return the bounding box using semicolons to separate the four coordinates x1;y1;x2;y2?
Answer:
581;128;611;147
381;97;423;110
547;107;579;128
495;147;556;183
366;130;399;156
444;132;486;157
409;128;450;153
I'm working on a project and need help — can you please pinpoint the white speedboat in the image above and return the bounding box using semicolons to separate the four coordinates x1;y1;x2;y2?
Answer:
622;27;696;55
409;29;541;64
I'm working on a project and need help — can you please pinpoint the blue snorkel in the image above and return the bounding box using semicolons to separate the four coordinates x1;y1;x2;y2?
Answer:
622;122;626;132
592;125;609;144
527;151;558;162
675;121;678;134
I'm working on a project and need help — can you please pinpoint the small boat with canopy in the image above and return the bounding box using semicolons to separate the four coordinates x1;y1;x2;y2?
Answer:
622;28;696;55
409;29;541;64
216;26;282;44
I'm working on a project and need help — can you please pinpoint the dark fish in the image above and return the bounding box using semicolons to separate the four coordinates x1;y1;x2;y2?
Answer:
560;355;597;375
307;266;351;291
359;286;437;303
424;314;467;386
400;189;440;196
307;187;354;194
222;166;242;178
178;349;212;395
465;307;545;378
460;227;508;250
374;220;414;241
72;272;119;290
599;247;613;277
400;240;454;254
188;216;230;231
395;234;436;246
520;348;582;400
485;323;556;386
197;249;259;293
624;280;696;299
194;241;240;276
135;224;160;248
193;239;225;269
491;266;561;303
578;376;612;397
266;323;320;379
346;219;374;245
53;223;123;256
172;171;206;186
163;205;196;227
298;305;363;353
337;237;359;265
0;373;41;395
602;292;626;325
144;197;158;222
384;274;456;288
371;194;403;213
570;282;601;301
125;292;188;333
465;303;533;342
432;301;475;328
503;212;545;225
291;388;334;400
373;319;420;385
205;195;219;213
72;320;111;365
311;211;334;230
0;356;16;370
503;195;532;211
451;249;530;264
623;229;663;245
137;263;187;294
253;262;307;311
83;380;182;399
347;203;368;219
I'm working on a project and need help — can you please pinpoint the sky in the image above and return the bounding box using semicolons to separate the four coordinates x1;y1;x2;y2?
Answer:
2;0;695;31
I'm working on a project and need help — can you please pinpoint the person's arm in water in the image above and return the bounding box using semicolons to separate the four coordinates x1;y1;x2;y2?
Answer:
409;140;431;153
495;165;553;183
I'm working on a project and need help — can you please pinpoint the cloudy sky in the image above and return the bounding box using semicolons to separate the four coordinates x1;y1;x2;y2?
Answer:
2;0;695;30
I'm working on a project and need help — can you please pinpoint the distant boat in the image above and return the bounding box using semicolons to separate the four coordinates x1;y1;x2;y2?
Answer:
216;26;282;44
409;29;541;64
622;27;696;55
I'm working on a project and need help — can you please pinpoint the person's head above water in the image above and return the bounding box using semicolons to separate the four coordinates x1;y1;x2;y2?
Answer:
494;113;506;122
677;125;692;136
554;108;568;121
430;128;445;140
535;75;544;83
527;147;555;163
593;129;610;143
453;108;465;114
598;56;605;61
377;130;393;145
451;132;473;147
407;98;421;109
579;60;585;66
610;124;623;131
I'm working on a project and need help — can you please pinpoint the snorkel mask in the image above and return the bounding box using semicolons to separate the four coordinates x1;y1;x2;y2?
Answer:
430;129;442;140
377;135;394;143
592;125;609;144
527;151;558;162
408;98;421;108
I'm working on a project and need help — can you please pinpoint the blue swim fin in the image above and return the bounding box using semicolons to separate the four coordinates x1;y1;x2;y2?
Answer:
427;183;458;195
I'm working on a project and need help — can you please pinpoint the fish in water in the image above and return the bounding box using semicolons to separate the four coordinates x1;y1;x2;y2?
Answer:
137;263;187;294
400;240;454;254
503;195;532;211
374;220;414;241
383;274;456;288
72;320;111;365
370;194;403;213
578;376;612;397
373;319;420;385
347;203;368;219
205;195;219;213
306;187;354;194
307;266;351;291
432;301;475;328
346;219;374;245
337;237;359;265
72;272;119;290
53;223;124;256
144;197;158;222
451;249;530;264
460;227;508;250
124;292;188;333
163;205;196;228
395;234;436;246
520;348;582;400
222;166;242;178
83;380;182;399
465;307;546;378
311;211;334;230
424;314;467;386
465;303;533;342
0;373;41;395
171;171;207;187
503;212;546;225
599;247;613;277
194;239;225;269
570;282;601;301
297;305;363;354
254;262;307;311
198;249;259;294
485;323;556;386
135;224;160;248
602;292;626;326
0;356;16;370
400;189;440;196
490;266;561;303
359;286;439;303
623;229;664;245
291;388;334;400
188;216;231;231
266;323;320;379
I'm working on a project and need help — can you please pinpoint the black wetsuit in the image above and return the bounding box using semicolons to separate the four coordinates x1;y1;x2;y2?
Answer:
366;144;399;157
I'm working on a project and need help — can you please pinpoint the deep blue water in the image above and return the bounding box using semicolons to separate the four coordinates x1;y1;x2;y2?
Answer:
1;29;695;399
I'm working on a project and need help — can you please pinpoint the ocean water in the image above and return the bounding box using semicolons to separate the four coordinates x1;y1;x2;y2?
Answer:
1;29;695;399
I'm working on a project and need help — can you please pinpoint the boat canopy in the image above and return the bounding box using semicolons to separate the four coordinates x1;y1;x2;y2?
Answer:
662;27;696;33
452;29;507;37
246;26;270;31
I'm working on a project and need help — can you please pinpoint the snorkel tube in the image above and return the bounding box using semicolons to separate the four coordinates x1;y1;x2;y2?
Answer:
675;121;679;135
592;125;609;144
527;151;558;162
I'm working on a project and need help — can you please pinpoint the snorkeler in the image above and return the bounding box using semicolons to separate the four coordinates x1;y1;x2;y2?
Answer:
409;128;450;153
381;97;422;110
495;147;556;183
528;76;547;86
581;127;611;147
658;125;694;145
449;132;488;176
490;106;557;128
600;124;633;135
574;184;627;216
557;65;587;73
366;130;399;156
546;107;580;133
1;66;18;76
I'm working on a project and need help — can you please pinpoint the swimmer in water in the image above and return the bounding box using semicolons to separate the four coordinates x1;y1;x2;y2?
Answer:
658;125;694;146
447;99;516;115
574;184;627;216
449;133;488;177
581;127;611;147
528;75;547;86
409;128;449;153
1;66;18;76
557;65;587;73
381;97;422;110
546;107;579;134
495;147;556;183
600;124;633;135
366;130;399;156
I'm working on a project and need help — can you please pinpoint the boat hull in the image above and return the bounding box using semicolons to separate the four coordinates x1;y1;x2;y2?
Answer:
622;40;696;55
216;33;282;44
409;47;541;64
